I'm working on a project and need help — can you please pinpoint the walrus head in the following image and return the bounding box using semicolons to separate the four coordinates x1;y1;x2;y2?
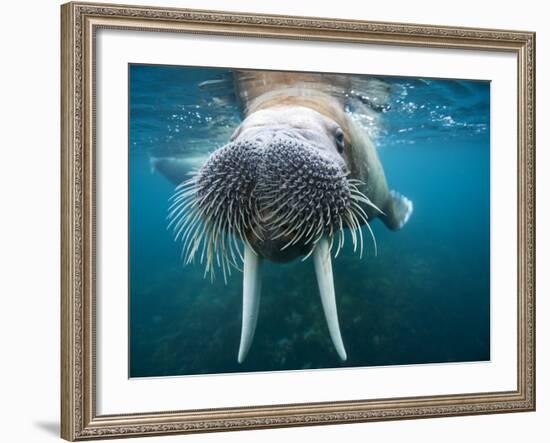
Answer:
168;105;382;363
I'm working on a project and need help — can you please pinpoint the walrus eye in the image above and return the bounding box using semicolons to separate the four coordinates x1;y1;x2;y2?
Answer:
335;128;345;154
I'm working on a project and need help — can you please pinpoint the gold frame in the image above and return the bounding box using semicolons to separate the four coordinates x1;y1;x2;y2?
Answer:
61;1;536;440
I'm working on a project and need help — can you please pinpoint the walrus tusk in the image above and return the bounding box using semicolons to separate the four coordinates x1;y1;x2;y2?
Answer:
238;244;263;363
313;237;348;361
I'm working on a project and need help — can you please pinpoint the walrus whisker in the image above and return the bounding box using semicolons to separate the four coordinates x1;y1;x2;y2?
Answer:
300;233;322;262
348;209;364;258
168;193;195;213
235;217;257;258
215;230;227;269
349;187;385;216
176;206;198;239
176;183;199;194
211;236;220;269
201;229;214;266
225;235;237;270
169;185;196;204
178;212;199;258
334;230;343;258
363;217;378;256
228;242;243;272
176;209;202;243
169;183;196;202
186;224;208;265
226;236;242;272
257;204;287;224
280;215;314;250
291;217;315;247
268;221;296;241
185;231;203;264
350;207;368;257
223;225;242;271
167;203;192;230
269;212;303;240
301;246;315;262
190;202;244;275
172;180;197;197
348;202;377;256
210;210;225;250
233;219;247;247
334;215;345;258
263;191;310;227
246;214;264;242
187;214;215;261
225;231;240;271
262;205;297;229
308;212;326;243
169;188;196;204
309;219;326;247
280;229;304;251
258;192;288;209
173;178;197;192
325;205;332;226
328;233;335;253
303;214;319;242
181;206;209;244
215;237;230;284
217;234;228;271
348;203;367;227
208;247;220;283
303;222;321;246
174;176;196;188
202;234;220;277
350;200;370;223
171;179;196;196
248;219;264;242
167;198;197;227
197;189;223;212
327;219;334;239
231;234;245;265
212;198;227;218
351;212;365;258
333;234;341;258
278;212;308;241
347;212;359;253
345;212;358;253
270;206;301;228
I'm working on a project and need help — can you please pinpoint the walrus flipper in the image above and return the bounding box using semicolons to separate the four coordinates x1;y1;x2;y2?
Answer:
381;190;413;231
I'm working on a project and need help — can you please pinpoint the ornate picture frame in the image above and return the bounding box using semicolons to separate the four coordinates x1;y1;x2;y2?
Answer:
61;1;535;440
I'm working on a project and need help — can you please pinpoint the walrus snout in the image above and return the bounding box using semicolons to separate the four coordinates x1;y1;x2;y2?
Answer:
192;132;354;262
172;131;362;362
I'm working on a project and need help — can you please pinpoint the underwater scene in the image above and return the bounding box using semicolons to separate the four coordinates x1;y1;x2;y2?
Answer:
129;64;490;377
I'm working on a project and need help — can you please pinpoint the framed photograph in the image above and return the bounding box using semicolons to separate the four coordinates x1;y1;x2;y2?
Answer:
61;1;536;440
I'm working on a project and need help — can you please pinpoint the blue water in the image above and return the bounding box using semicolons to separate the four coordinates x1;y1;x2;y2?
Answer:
129;64;490;377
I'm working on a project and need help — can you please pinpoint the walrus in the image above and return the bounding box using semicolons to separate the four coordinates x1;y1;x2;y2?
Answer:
162;70;413;363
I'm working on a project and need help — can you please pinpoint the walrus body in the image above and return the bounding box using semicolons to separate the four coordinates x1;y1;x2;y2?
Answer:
164;70;413;363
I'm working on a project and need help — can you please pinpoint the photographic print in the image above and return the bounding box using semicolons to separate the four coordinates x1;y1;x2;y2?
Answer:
129;65;490;378
61;4;535;439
